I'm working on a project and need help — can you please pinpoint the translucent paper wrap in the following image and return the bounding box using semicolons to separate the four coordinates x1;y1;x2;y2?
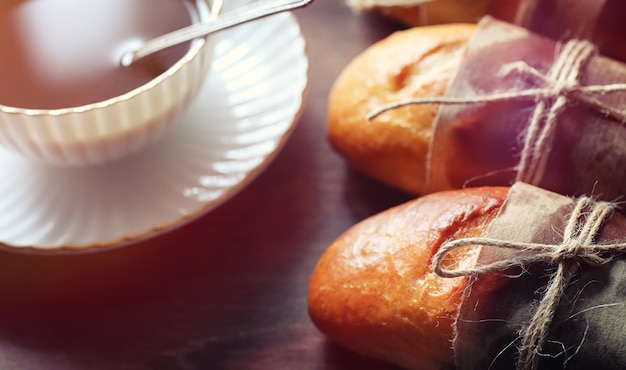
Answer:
433;182;626;370
351;0;626;62
490;0;626;62
427;16;626;202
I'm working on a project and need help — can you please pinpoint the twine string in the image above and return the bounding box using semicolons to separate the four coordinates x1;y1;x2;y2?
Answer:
515;40;594;185
431;196;626;370
367;39;626;186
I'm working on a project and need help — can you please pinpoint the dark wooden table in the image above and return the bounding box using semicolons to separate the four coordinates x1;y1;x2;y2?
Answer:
0;2;413;369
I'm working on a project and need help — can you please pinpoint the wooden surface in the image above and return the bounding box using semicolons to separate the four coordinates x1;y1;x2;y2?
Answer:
0;2;413;369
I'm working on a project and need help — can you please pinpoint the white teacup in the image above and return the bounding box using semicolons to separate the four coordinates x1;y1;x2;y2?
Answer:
0;0;217;167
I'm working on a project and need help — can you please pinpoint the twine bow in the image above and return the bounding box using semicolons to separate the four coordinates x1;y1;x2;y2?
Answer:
367;39;626;186
431;196;626;370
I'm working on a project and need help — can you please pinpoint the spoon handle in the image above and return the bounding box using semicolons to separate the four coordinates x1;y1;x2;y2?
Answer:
123;0;313;66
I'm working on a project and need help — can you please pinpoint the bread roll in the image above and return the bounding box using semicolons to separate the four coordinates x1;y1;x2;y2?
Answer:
307;186;509;369
327;24;474;195
347;0;490;27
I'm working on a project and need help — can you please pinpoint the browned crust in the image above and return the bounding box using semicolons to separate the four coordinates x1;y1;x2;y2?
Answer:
327;24;475;195
308;186;509;369
349;0;490;27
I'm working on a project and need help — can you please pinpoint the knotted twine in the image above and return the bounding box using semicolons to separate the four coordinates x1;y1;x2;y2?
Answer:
365;36;626;368
367;39;626;186
431;194;626;370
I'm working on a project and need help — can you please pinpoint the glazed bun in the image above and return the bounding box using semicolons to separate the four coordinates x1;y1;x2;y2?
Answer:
327;24;475;195
347;0;490;27
308;186;509;370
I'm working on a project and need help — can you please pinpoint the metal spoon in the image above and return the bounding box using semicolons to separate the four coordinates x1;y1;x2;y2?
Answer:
121;0;313;66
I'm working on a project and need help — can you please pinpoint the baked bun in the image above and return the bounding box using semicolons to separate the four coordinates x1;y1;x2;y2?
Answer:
308;186;509;369
347;0;490;27
327;24;474;195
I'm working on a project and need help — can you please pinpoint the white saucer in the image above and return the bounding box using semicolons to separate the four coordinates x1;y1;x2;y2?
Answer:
0;12;308;253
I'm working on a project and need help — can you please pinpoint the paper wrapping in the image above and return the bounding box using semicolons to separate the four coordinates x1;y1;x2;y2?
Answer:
452;182;626;369
489;0;626;62
427;16;626;202
350;0;626;62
